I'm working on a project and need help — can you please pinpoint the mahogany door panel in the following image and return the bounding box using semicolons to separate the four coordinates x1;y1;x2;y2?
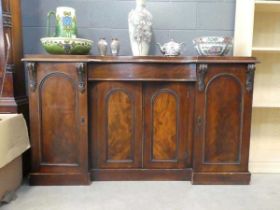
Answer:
92;82;142;169
29;63;88;174
40;72;79;165
143;83;194;169
194;64;254;172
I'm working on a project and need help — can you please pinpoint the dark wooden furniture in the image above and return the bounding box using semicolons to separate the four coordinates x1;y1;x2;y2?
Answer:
0;0;29;175
0;0;27;114
22;55;257;185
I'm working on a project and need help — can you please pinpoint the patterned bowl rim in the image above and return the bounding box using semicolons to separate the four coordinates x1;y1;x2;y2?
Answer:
193;36;233;44
41;37;93;44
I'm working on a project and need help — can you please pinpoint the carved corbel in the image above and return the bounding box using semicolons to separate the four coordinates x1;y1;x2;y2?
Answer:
246;64;256;92
2;12;12;28
198;64;208;91
27;62;37;92
6;64;15;73
76;63;86;93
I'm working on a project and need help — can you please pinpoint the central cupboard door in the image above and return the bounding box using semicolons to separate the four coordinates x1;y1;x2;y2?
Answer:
93;82;142;169
92;82;193;170
143;83;194;169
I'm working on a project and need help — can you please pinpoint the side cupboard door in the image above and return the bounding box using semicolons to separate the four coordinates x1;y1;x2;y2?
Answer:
193;64;255;173
27;62;89;185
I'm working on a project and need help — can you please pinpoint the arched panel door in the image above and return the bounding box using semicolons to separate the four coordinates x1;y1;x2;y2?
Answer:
28;62;89;185
93;82;142;169
39;73;79;166
144;83;194;169
204;74;244;164
193;64;253;178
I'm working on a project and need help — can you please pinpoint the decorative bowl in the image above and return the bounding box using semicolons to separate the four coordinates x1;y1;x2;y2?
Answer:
193;36;233;56
41;37;93;55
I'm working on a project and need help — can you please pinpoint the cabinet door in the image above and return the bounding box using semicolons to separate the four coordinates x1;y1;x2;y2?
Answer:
194;64;254;173
143;83;194;169
92;82;142;169
28;62;89;185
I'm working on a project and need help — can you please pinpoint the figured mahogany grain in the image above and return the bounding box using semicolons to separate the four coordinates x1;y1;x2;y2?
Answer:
40;74;78;164
107;91;133;161
93;82;142;169
204;75;243;163
152;92;177;161
144;83;194;169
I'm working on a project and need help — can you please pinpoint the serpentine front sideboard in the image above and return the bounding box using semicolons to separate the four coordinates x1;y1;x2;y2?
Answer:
22;55;257;185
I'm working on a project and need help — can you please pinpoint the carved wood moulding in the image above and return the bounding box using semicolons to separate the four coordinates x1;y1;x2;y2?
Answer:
76;63;86;93
6;64;15;73
197;64;208;91
27;62;37;92
246;64;255;92
2;12;12;28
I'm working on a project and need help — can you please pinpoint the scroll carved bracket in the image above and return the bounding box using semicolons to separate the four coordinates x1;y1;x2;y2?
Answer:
6;64;15;73
27;62;37;92
2;12;12;28
198;64;208;91
246;64;256;92
76;63;86;93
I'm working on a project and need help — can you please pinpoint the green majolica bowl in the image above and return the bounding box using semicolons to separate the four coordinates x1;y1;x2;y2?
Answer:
41;37;93;55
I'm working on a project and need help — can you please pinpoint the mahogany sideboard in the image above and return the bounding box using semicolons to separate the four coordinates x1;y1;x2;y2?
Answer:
22;55;258;185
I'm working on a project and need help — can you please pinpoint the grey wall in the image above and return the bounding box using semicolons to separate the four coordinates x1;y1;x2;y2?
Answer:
21;0;236;56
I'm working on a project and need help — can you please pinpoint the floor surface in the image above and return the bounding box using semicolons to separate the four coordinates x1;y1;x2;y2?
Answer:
1;174;280;210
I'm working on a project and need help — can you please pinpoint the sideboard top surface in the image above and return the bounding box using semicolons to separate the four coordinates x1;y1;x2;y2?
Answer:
22;55;258;64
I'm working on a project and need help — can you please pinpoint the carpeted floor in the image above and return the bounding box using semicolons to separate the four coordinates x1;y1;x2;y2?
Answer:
1;174;280;210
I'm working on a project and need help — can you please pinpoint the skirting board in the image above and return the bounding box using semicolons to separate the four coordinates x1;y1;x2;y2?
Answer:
91;169;192;181
29;173;91;186
192;172;251;185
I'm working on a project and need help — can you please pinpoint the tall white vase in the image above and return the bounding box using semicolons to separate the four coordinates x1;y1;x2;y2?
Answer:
128;0;152;56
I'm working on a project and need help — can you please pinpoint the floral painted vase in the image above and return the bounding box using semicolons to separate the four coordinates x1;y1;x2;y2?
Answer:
128;0;152;56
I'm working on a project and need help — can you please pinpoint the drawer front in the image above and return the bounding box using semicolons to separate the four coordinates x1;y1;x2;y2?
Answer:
88;63;196;82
